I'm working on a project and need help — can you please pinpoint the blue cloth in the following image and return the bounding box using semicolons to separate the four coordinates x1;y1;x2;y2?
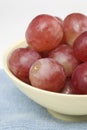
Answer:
0;69;87;130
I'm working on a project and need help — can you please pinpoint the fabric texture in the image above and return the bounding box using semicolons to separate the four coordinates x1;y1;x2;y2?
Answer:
0;69;87;130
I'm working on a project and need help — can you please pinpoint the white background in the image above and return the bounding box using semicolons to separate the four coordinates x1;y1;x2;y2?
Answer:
1;0;87;68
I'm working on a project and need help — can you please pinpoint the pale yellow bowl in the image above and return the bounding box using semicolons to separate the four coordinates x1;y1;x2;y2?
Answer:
3;40;87;122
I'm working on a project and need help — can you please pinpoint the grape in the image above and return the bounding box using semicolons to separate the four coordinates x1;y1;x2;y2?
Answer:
8;47;41;83
61;78;74;94
71;62;87;94
39;51;49;58
55;16;66;44
29;58;66;92
64;13;87;47
25;14;63;52
48;44;79;77
55;16;63;26
8;13;87;94
73;31;87;62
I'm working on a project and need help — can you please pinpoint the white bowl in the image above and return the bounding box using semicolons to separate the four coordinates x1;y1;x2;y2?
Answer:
3;40;87;122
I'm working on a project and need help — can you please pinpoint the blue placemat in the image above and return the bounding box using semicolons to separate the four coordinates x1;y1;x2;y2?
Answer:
0;69;87;130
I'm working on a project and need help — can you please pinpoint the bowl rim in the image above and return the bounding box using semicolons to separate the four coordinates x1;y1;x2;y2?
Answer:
3;39;87;98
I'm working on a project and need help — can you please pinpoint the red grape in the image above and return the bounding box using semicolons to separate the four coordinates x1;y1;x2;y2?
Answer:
73;31;87;62
55;16;66;44
71;62;87;94
49;44;79;77
25;14;63;52
64;13;87;47
29;58;66;92
8;13;87;94
61;78;74;94
8;47;41;83
55;16;63;26
39;51;49;58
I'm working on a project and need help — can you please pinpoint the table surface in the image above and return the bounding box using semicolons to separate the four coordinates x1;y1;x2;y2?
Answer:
1;0;87;69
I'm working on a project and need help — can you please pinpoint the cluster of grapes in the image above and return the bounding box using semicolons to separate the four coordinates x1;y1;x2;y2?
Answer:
8;13;87;94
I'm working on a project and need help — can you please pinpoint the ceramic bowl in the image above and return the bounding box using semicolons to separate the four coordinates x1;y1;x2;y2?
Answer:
3;40;87;122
